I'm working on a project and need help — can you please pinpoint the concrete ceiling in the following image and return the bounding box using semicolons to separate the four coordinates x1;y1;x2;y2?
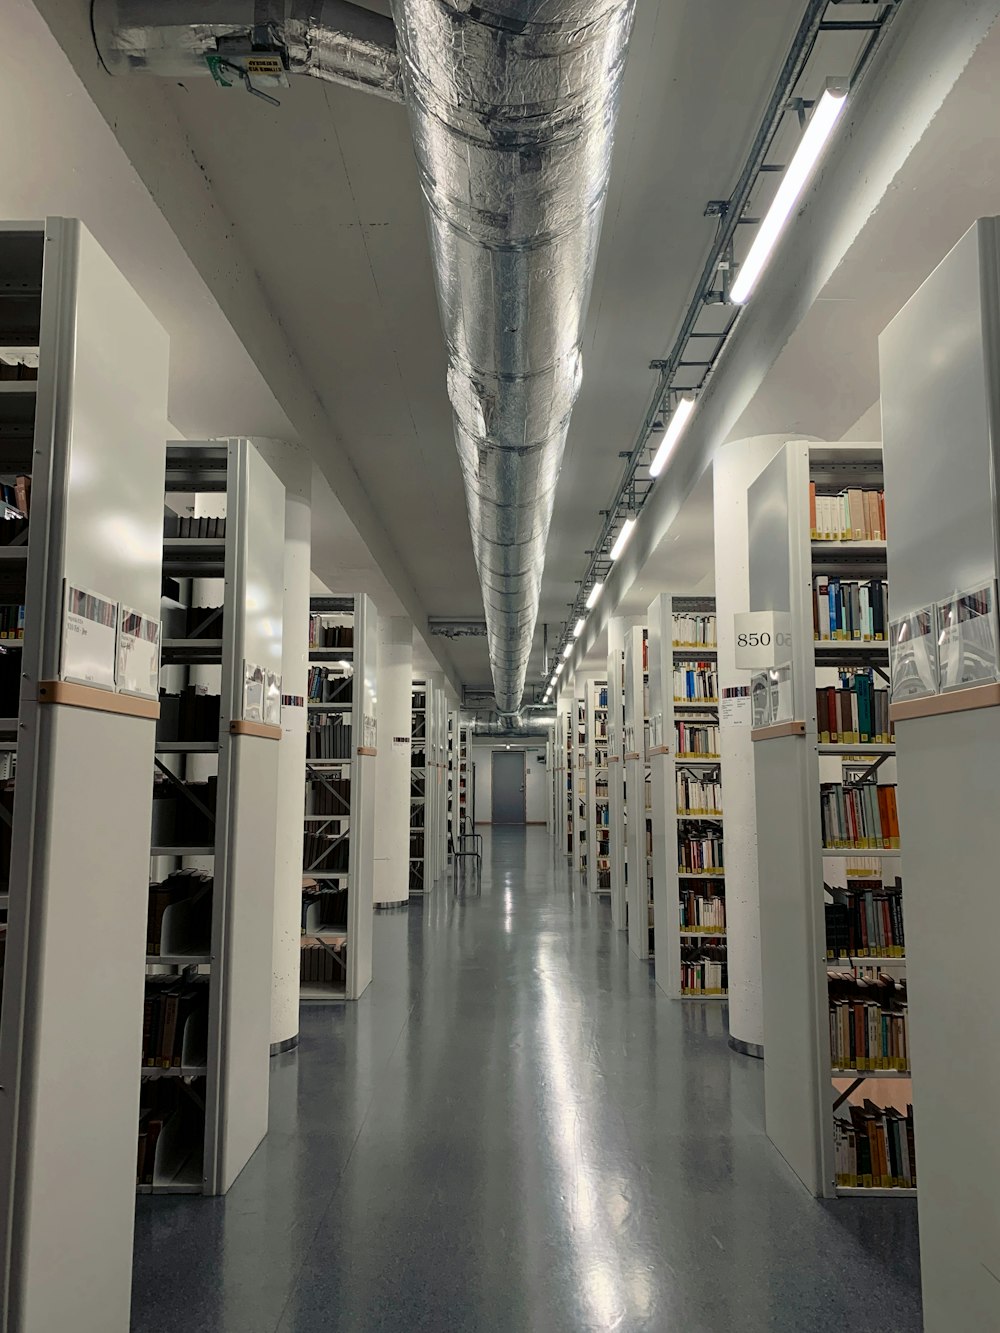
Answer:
28;0;809;703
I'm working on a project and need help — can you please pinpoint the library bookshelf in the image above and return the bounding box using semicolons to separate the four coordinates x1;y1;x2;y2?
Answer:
458;721;473;832
605;619;627;930
410;681;427;895
584;678;610;894
301;593;377;1002
574;686;588;880
748;441;912;1199
648;594;726;999
148;439;285;1201
623;625;652;958
559;692;573;860
0;218;169;1330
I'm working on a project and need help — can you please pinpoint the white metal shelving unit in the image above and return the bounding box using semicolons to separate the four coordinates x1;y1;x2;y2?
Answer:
647;594;726;999
606;619;627;929
409;681;427;894
748;439;910;1201
0;219;169;1331
560;691;573;860
300;593;377;1001
584;677;609;895
573;685;587;881
623;625;651;958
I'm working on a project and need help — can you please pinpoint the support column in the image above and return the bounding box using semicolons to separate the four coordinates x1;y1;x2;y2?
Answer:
253;440;311;1054
713;435;793;1058
374;617;413;906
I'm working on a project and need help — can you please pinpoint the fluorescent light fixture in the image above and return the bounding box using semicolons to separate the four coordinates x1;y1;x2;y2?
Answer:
573;618;585;638
562;642;573;659
609;516;636;562
649;397;696;478
550;674;558;687
555;662;564;676
730;84;848;305
585;581;603;610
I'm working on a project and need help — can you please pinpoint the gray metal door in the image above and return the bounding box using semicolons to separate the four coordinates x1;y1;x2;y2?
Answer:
491;750;526;823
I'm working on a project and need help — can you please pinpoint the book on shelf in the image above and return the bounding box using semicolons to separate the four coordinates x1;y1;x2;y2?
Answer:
834;1100;915;1190
0;606;25;640
820;781;900;849
146;869;213;956
141;980;208;1068
309;616;354;648
305;773;350;816
300;935;346;986
679;886;725;932
812;576;888;642
678;827;724;874
307;665;353;703
672;612;716;648
825;877;904;958
817;671;893;744
676;770;722;816
156;686;220;744
675;722;720;758
163;514;226;539
302;880;348;927
673;660;718;703
0;358;38;381
680;943;727;995
810;484;886;542
151;775;217;847
306;716;353;760
303;830;350;873
828;970;908;1071
137;1078;202;1188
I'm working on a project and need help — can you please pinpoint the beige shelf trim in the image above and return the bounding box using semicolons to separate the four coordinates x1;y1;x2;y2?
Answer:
37;680;158;720
751;719;806;742
890;682;1000;722
356;745;377;757
230;720;282;741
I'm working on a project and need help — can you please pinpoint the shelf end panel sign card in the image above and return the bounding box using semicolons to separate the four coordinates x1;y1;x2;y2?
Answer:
61;582;117;690
733;610;792;672
889;607;938;702
936;581;1000;692
243;660;264;722
116;606;159;699
264;669;282;726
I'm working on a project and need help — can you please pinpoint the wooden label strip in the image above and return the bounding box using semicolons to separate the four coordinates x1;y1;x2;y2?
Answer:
624;751;641;761
890;682;1000;723
648;744;670;756
230;720;282;741
37;680;159;720
356;745;377;756
751;720;806;742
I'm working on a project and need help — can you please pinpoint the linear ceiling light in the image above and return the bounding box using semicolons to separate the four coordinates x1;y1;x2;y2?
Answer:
609;516;636;562
573;618;585;637
730;83;847;305
585;581;603;610
649;396;696;478
562;641;574;659
555;662;564;676
550;672;558;686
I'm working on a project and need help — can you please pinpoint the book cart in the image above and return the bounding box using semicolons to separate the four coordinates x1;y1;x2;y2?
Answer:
748;440;911;1200
300;593;377;1001
647;594;726;998
0;218;169;1331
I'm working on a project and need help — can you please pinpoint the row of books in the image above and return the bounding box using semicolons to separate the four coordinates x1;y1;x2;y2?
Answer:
825;880;904;958
306;717;353;760
309;617;354;648
680;946;727;995
834;1101;915;1189
409;832;424;857
157;686;220;744
142;981;207;1068
0;359;37;380
137;1082;196;1187
593;718;608;741
305;774;350;817
597;686;608;707
0;475;30;515
812;576;888;642
672;613;716;648
307;666;353;704
828;972;908;1071
810;484;886;543
300;935;345;987
675;722;719;757
816;674;893;744
820;781;900;849
679;888;726;932
676;771;722;816
410;805;425;829
160;604;223;640
303;831;349;873
678;830;724;874
412;691;426;709
163;514;226;539
0;605;24;640
593;804;609;828
673;662;718;703
146;869;212;957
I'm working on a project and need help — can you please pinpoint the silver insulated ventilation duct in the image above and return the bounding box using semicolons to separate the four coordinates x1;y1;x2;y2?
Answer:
391;0;635;714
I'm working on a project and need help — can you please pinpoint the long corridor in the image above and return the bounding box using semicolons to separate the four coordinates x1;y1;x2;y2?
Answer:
132;828;922;1332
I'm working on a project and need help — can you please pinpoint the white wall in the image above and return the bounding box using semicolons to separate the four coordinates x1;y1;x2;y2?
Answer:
473;743;548;823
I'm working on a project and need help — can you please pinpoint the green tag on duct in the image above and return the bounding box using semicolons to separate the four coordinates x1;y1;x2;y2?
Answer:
205;55;234;88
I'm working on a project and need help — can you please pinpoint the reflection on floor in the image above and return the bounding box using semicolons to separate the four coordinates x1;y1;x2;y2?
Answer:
132;826;922;1332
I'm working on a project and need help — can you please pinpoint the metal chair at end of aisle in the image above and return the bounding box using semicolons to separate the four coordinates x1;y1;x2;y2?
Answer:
453;816;482;875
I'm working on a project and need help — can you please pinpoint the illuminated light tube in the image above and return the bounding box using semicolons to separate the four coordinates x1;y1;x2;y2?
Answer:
555;662;564;676
550;674;558;687
609;516;636;562
562;642;573;659
730;84;848;305
649;396;696;478
585;581;603;610
573;618;585;638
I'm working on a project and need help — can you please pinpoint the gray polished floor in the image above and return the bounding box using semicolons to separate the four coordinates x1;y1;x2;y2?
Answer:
132;826;922;1332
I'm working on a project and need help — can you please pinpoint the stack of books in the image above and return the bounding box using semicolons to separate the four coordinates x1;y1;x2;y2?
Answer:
820;782;900;849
